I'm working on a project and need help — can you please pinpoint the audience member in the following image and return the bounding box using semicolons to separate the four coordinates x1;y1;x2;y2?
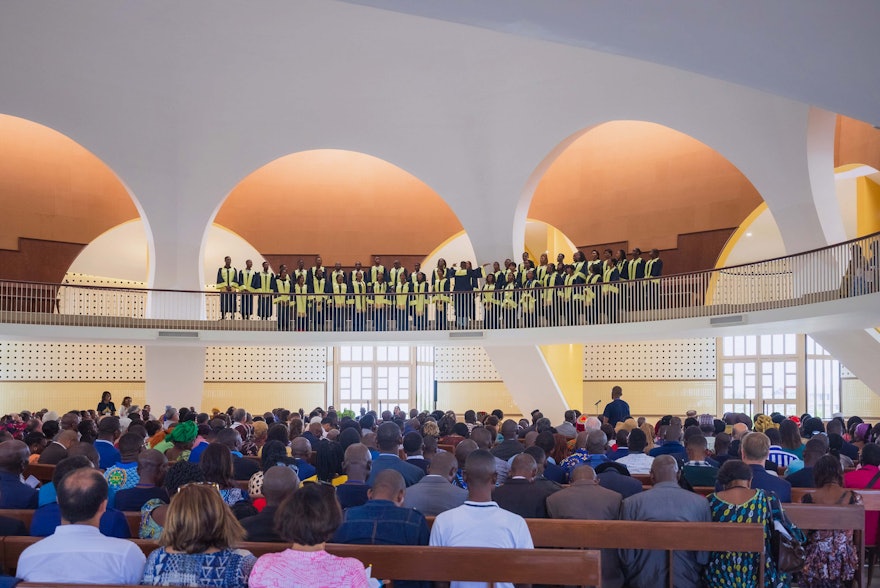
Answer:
104;432;145;496
705;459;800;588
38;429;77;465
402;431;429;474
615;428;654;475
333;469;429;549
200;443;249;506
290;437;317;481
216;427;260;481
620;456;711;588
555;410;577;439
114;449;169;511
403;451;467;516
732;432;792;502
249;483;371;588
95;416;122;469
681;434;718;487
470;427;509;485
368;422;425;487
429;449;533;588
31;455;130;538
142;483;256;586
548;464;624;587
0;440;38;508
336;443;371;510
17;468;145;583
241;466;298;542
596;462;643;499
490;420;524;461
784;438;826;488
492;453;558;518
649;424;686;461
140;460;206;539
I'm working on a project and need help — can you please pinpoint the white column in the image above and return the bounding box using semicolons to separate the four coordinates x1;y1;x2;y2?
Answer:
145;344;205;411
484;345;569;420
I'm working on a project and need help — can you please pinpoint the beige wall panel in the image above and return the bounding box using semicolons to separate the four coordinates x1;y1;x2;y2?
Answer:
583;380;716;422
201;382;325;415
436;382;522;420
0;382;145;415
842;378;880;420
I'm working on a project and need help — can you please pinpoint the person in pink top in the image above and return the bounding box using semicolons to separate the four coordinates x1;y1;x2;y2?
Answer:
249;483;370;588
844;442;880;548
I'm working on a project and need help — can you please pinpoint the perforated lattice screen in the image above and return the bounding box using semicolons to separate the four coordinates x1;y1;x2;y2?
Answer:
204;346;327;382
434;346;501;382
0;343;145;381
583;339;716;381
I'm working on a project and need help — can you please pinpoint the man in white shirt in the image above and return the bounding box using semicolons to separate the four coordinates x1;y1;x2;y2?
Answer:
17;468;146;584
615;428;655;475
429;449;533;588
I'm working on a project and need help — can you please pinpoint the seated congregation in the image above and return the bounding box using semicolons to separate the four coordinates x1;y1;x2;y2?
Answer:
0;401;873;587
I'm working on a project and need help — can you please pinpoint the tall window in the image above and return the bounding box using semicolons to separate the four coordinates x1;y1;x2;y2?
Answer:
805;337;841;419
719;334;799;416
718;334;841;418
334;346;434;415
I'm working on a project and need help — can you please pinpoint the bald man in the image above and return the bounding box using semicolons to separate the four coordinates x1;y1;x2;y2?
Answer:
402;451;467;516
336;443;372;510
333;469;429;546
113;449;169;511
0;440;38;508
430;450;533;588
492;453;559;519
38;429;78;465
547;465;624;588
619;456;711;588
241;466;298;542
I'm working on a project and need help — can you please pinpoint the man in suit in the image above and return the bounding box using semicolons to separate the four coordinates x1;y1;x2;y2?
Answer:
620;456;712;588
491;453;559;518
402;452;467;516
402;432;429;474
216;428;260;481
547;464;624;588
0;440;39;509
735;432;792;502
38;430;77;465
367;423;425;487
241;466;298;542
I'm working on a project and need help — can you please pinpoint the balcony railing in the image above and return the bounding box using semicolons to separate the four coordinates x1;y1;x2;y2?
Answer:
0;232;877;333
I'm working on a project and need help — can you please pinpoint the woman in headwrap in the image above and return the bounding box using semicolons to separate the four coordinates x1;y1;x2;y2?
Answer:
163;420;198;462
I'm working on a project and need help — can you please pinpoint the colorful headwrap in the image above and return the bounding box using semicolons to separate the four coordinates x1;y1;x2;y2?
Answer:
166;420;198;443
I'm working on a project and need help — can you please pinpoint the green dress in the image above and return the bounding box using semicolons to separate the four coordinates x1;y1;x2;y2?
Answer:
704;488;789;588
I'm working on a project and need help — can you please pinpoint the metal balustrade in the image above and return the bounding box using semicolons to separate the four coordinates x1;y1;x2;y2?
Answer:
0;232;878;333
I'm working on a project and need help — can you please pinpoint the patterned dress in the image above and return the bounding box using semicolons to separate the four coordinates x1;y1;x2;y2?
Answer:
798;491;860;588
142;547;256;587
704;489;789;588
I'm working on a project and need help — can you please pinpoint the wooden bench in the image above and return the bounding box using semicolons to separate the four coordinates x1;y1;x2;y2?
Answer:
784;503;865;587
0;510;141;539
1;538;601;586
23;464;55;484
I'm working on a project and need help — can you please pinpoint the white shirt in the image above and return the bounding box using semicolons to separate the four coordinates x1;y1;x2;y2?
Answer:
615;452;655;475
430;500;533;588
17;524;146;584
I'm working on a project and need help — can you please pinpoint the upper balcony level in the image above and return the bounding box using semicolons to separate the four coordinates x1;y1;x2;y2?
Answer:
0;232;879;347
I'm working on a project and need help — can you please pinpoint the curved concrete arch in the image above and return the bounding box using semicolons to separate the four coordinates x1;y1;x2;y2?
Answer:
514;113;828;261
199;148;469;287
0;112;156;286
